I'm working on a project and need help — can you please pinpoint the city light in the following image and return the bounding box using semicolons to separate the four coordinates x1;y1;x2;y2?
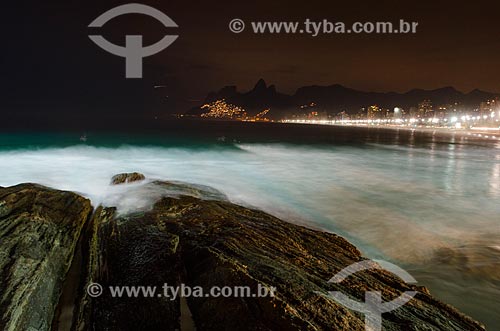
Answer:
201;99;246;119
200;99;271;121
281;97;500;136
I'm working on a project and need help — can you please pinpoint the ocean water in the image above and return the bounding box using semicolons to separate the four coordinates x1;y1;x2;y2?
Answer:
0;123;499;328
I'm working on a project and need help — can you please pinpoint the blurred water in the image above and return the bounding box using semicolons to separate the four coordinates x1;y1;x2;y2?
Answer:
0;125;499;328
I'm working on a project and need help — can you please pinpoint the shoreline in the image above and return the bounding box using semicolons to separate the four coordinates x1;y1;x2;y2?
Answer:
281;121;500;141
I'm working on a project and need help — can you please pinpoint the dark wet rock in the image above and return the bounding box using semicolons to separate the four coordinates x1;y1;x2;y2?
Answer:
110;172;146;185
101;179;228;215
150;180;228;201
73;206;181;331
0;181;486;331
75;181;485;331
0;184;92;331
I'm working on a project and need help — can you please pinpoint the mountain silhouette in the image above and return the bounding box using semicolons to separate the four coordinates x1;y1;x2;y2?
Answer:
187;80;499;119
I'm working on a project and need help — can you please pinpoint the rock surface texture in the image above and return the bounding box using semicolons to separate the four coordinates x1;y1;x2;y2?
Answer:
74;181;485;331
110;172;146;185
0;178;487;331
0;184;92;331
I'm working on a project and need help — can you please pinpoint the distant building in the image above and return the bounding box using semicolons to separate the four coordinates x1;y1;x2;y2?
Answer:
480;98;499;115
393;107;403;119
353;108;367;120
336;111;350;121
409;107;418;118
418;99;433;117
367;105;382;120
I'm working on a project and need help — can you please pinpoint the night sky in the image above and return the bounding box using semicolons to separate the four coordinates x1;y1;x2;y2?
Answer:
1;0;499;123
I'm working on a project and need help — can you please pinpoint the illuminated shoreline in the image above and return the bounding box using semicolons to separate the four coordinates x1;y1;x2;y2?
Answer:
281;119;500;140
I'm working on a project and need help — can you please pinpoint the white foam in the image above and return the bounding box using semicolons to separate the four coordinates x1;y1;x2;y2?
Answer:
0;143;499;262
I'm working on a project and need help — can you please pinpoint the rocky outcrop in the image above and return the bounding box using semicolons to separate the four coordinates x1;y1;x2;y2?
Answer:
0;180;487;330
74;180;485;331
0;184;92;331
110;172;146;185
150;180;228;201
